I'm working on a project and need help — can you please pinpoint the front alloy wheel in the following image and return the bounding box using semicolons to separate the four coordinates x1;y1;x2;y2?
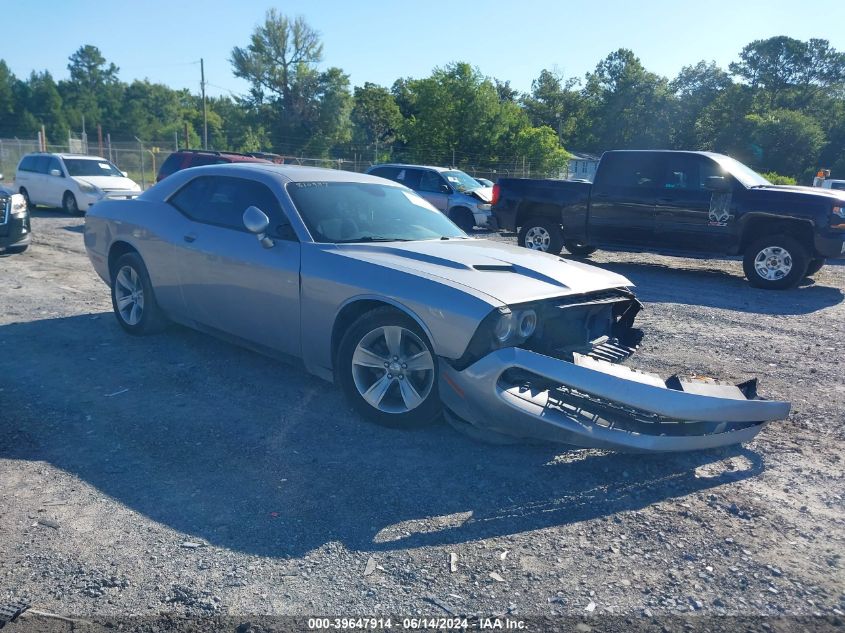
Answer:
338;307;441;428
742;234;808;290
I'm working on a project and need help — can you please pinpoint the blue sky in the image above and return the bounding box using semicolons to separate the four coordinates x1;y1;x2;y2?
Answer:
4;0;844;98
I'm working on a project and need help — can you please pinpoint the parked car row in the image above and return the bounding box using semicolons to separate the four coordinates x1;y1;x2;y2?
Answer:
492;150;845;289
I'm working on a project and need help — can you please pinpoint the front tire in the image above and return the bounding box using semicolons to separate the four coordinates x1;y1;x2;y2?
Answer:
337;307;441;428
110;252;169;335
449;207;475;233
62;191;82;216
742;234;809;290
564;240;597;257
518;217;563;255
805;257;825;277
19;188;33;211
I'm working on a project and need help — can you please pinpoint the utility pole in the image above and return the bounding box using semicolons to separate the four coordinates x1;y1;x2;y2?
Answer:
200;58;208;150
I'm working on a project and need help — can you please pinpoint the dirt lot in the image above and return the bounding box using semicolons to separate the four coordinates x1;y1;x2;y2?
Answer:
1;210;844;626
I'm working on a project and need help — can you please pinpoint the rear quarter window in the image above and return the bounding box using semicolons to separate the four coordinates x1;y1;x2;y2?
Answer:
594;153;661;190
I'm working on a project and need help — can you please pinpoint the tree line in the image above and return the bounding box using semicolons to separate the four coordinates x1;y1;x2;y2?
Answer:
1;9;844;181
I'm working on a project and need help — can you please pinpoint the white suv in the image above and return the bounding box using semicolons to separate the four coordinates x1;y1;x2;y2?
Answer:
15;153;141;214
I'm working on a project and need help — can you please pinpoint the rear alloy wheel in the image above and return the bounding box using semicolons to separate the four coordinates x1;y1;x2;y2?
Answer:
110;252;169;335
338;307;440;428
742;234;808;290
518;217;563;255
805;257;825;277
564;240;597;257
62;191;81;216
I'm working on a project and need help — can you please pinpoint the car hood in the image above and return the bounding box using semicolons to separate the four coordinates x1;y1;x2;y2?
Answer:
464;186;493;203
332;239;633;305
753;184;845;203
72;175;140;191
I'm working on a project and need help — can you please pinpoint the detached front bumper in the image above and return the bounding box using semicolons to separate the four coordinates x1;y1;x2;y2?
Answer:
439;348;790;452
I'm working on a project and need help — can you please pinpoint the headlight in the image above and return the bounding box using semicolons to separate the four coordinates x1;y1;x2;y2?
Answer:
476;203;492;211
9;193;27;216
492;307;537;345
77;180;101;196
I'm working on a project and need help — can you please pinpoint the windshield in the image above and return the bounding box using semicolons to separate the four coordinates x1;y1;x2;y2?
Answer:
829;181;845;191
710;155;771;188
64;159;124;178
286;182;466;243
442;170;483;193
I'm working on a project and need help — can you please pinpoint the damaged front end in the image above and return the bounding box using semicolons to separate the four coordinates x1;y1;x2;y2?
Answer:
439;289;790;452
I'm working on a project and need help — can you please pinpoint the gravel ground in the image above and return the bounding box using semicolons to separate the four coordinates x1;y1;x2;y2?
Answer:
1;210;844;627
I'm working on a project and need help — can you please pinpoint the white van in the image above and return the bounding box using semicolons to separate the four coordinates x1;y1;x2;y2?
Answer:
15;153;141;214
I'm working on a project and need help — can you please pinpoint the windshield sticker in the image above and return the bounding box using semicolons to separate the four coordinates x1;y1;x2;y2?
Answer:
98;163;111;169
446;176;460;183
292;181;328;188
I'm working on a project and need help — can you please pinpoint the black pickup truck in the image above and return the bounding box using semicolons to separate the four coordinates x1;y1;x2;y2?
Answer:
492;150;845;289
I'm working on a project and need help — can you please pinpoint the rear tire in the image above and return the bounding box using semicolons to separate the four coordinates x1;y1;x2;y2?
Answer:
337;307;441;429
518;217;563;255
564;240;597;257
742;234;809;290
63;191;82;216
805;257;825;277
110;252;169;335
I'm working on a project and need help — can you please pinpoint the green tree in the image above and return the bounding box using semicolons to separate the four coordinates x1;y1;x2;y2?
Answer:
61;45;123;130
522;69;585;148
231;10;350;155
730;37;845;109
581;49;676;151
25;71;67;144
351;82;403;156
514;125;570;175
745;109;824;179
670;61;733;148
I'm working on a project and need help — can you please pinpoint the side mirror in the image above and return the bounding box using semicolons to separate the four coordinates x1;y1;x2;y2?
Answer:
121;171;128;178
49;168;62;177
705;176;731;192
440;183;452;194
0;173;4;181
243;205;275;249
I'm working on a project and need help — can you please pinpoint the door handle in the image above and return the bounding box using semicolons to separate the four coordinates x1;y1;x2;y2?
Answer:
183;233;197;243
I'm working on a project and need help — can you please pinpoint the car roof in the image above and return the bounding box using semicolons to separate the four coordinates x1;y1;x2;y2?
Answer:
369;163;455;173
173;162;402;185
602;149;729;159
23;152;109;161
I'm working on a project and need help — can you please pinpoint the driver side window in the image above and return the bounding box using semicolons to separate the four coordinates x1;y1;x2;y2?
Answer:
418;170;446;193
662;155;724;191
169;176;287;234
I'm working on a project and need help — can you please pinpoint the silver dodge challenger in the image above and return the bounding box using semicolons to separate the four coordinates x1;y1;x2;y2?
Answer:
83;164;790;452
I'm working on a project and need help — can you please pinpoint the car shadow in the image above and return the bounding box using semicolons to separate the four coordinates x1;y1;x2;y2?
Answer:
563;257;844;316
1;313;765;558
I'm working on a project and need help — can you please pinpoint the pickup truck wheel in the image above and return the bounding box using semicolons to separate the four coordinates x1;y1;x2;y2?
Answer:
338;307;441;428
564;240;597;257
110;252;169;335
805;257;825;277
742;235;809;290
518;218;563;255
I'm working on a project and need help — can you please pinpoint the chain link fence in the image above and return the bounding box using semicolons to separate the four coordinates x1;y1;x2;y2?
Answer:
1;136;567;189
